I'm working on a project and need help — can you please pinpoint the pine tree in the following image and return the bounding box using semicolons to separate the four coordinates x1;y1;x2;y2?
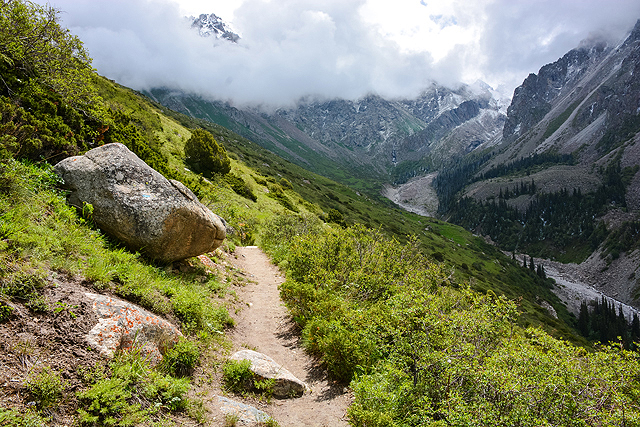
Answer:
632;313;640;341
578;301;590;336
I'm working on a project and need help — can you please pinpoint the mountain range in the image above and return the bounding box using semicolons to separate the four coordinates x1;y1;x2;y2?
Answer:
150;14;640;309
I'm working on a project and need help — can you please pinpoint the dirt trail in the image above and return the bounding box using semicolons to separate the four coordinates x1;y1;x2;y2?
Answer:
225;246;352;427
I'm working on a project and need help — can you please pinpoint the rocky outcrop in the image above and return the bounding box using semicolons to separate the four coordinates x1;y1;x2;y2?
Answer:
54;143;225;263
84;293;182;363
503;42;610;142
230;349;308;398
190;13;239;43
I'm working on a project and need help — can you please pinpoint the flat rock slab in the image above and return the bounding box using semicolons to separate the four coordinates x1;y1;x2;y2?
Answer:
84;293;182;363
217;396;271;425
231;349;308;398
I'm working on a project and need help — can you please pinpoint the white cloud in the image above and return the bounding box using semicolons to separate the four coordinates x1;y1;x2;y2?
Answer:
38;0;640;106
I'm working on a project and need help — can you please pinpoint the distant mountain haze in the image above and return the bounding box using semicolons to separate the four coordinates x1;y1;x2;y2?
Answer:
36;0;640;107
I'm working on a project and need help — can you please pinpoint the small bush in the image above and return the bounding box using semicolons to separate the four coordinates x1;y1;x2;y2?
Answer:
0;301;13;322
225;173;257;202
259;418;281;427
168;285;233;335
326;209;345;226
278;178;293;190
222;359;253;393
1;271;48;311
184;129;231;176
78;351;190;426
26;366;64;410
0;408;47;427
254;378;275;397
267;183;298;212
161;338;200;377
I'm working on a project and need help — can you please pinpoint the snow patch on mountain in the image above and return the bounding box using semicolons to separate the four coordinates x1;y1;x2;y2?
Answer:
189;13;240;43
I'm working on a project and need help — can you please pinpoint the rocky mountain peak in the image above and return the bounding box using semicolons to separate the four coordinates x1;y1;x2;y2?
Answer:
502;39;611;141
190;13;240;43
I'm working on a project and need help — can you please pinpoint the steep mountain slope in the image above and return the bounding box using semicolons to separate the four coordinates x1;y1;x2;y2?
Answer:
483;20;640;195
146;82;506;193
436;20;640;308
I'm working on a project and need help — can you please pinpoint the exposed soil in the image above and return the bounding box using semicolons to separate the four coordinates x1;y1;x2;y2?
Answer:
0;275;104;425
201;246;352;426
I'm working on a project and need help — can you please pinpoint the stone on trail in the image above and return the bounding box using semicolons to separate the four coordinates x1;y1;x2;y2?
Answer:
54;143;225;263
231;349;308;398
84;293;182;364
217;396;271;425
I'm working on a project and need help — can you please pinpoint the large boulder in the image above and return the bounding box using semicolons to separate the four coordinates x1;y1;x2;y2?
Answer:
54;143;225;263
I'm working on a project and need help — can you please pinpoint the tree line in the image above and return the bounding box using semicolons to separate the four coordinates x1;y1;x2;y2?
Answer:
578;297;640;349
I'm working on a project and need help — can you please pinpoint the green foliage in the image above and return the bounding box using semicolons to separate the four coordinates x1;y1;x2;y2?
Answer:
267;182;298;212
602;220;640;261
542;101;580;140
26;366;64;410
222;359;253;394
103;110;171;177
258;417;280;427
278;177;293;190
78;350;190;426
449;177;624;262
184;128;231;176
260;211;323;265
351;329;640;426
0;300;12;321
577;297;640;348
225;173;257;202
274;224;640;425
326;208;345;226
597;113;640;153
161;338;200;377
0;269;48;312
0;0;105;117
0;408;47;427
167;284;234;335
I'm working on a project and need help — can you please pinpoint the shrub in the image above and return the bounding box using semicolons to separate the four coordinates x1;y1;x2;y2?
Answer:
168;285;233;335
274;225;640;426
222;359;253;394
161;338;200;377
267;183;298;212
225;173;257;202
0;301;12;321
0;408;47;427
326;208;345;226
278;177;293;190
260;211;323;264
184;129;231;177
78;350;190;426
26;366;64;410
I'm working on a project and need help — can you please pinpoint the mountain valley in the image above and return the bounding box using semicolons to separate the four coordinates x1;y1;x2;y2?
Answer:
148;15;640;313
2;2;640;425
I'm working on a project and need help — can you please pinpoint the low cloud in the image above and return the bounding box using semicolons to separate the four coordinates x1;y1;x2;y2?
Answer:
42;0;640;107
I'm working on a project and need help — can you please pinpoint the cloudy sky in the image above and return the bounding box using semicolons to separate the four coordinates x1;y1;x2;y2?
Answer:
38;0;640;107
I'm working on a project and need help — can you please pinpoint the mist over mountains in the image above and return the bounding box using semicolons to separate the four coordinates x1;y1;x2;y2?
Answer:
40;0;640;108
